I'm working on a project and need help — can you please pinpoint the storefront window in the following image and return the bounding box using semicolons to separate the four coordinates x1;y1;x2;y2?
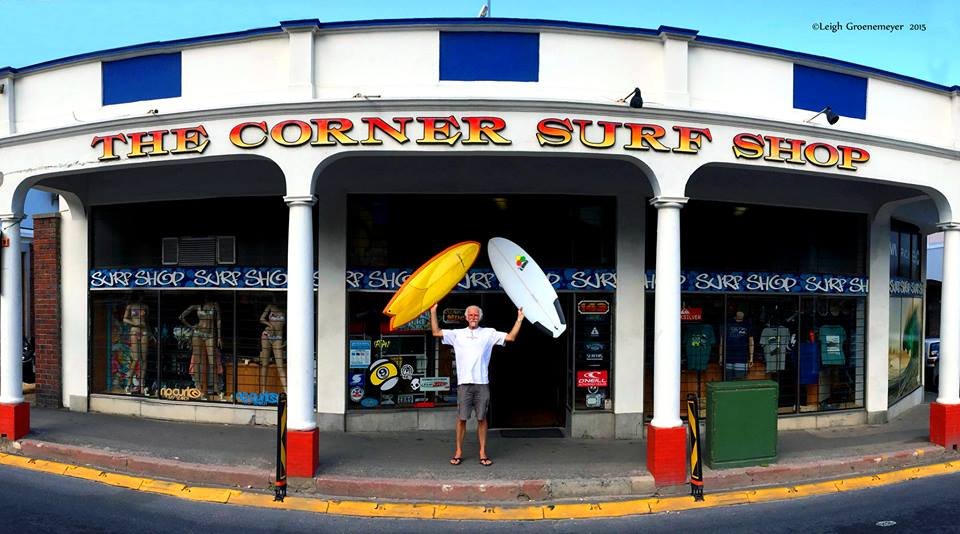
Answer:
347;292;456;409
645;200;869;418
88;196;308;406
345;194;616;426
648;293;866;418
888;221;923;404
90;290;289;404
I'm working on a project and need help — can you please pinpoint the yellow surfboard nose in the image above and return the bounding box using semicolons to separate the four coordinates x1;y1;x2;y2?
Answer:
382;241;480;330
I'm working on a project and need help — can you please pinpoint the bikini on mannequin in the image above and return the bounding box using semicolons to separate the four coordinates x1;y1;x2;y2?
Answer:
258;295;287;393
122;292;151;394
180;300;223;398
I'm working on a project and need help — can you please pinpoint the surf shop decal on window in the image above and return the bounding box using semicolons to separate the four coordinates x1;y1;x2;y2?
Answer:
90;267;868;295
644;271;868;295
89;118;870;172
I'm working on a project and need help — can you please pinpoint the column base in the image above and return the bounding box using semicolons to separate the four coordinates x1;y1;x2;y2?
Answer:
930;402;960;449
0;402;30;440
646;424;687;486
287;428;319;477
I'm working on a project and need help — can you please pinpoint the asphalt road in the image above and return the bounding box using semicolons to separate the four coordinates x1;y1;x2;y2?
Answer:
5;464;960;533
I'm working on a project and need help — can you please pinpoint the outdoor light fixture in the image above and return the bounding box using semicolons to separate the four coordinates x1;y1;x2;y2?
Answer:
805;106;840;125
0;83;5;94
619;87;643;109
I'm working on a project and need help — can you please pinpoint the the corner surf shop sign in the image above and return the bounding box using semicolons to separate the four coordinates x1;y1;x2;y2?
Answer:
90;116;870;171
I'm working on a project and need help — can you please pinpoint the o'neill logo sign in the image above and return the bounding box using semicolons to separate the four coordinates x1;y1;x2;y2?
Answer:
577;370;609;388
90;116;870;171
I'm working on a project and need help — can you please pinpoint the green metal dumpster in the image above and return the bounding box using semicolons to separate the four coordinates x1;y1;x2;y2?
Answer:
705;380;778;469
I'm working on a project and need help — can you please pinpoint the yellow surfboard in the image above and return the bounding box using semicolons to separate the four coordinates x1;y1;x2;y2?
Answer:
383;241;480;331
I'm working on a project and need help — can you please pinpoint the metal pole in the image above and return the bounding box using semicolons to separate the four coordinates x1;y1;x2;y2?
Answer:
275;393;287;501
686;393;704;500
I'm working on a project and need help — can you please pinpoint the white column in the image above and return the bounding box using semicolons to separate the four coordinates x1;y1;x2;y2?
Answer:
650;197;687;428
937;225;960;404
61;194;89;410
659;29;694;108
614;193;646;418
283;24;317;101
285;195;317;430
865;213;890;415
0;75;15;136
0;215;23;404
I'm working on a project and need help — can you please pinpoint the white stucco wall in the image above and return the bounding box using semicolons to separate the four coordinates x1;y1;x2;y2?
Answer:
539;32;664;104
314;30;438;100
688;46;794;120
182;37;289;108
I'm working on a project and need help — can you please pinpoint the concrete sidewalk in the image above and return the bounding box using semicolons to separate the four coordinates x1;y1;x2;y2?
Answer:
2;401;955;504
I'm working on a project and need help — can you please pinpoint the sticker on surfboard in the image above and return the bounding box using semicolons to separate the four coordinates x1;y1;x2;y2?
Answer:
487;237;566;338
382;241;480;331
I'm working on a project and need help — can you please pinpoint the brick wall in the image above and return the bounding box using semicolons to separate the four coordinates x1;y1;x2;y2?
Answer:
32;214;61;408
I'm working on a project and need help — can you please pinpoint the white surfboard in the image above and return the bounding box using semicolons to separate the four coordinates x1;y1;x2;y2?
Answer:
487;237;566;338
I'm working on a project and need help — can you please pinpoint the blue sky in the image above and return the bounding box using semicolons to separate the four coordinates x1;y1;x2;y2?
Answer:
0;0;956;86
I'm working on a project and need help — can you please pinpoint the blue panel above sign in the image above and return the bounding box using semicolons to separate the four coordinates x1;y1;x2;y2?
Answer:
793;64;867;119
102;53;182;105
440;31;539;82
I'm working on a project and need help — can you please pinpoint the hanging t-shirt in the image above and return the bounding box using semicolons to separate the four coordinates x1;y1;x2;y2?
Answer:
725;320;751;364
818;325;847;365
683;323;715;371
760;326;791;372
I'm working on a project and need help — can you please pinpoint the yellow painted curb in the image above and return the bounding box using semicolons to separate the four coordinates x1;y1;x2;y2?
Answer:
329;501;436;519
2;450;960;520
179;486;234;503
141;479;188;496
436;504;544;521
96;471;146;490
63;465;106;481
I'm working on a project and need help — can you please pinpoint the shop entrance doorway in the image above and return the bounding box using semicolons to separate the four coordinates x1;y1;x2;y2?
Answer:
485;293;570;429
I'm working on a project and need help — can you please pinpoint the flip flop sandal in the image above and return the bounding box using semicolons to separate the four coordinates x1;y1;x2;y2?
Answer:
449;457;463;466
479;457;493;467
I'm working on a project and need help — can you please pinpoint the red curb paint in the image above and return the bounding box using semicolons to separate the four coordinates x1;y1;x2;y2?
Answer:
930;402;960;448
0;402;30;440
287;429;319;478
646;424;687;486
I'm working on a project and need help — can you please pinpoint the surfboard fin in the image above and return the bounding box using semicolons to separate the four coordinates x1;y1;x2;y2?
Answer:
553;298;567;327
534;322;553;337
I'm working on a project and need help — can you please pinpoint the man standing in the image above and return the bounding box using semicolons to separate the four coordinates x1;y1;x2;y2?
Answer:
430;302;523;466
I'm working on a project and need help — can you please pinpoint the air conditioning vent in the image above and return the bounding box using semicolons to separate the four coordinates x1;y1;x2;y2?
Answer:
161;238;179;265
217;236;236;265
178;237;217;266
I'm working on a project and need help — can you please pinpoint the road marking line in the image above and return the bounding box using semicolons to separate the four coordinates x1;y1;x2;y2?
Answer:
2;451;960;520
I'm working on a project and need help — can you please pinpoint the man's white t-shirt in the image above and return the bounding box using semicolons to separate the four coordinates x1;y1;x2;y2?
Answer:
441;327;507;384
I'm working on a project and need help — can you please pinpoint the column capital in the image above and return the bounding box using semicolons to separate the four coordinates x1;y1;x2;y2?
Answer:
938;222;960;231
284;195;316;207
649;196;688;209
0;213;24;225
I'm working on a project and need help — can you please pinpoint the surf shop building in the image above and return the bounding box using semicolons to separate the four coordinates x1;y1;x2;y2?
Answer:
0;18;956;483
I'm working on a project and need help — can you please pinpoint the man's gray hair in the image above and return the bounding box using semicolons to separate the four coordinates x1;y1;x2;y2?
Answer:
465;305;483;321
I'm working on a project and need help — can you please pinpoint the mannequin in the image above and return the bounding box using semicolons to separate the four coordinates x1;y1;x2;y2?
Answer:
180;299;223;397
122;292;150;394
724;310;754;380
258;296;287;393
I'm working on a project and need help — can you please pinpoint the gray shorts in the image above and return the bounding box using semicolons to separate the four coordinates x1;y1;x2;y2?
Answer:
457;384;490;421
